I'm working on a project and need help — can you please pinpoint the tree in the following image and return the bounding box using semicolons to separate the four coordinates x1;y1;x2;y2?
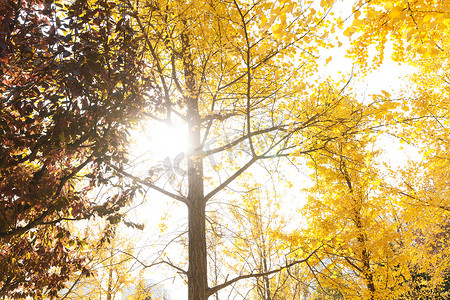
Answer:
113;0;360;299
125;273;171;300
0;0;152;297
391;58;450;299
58;222;141;300
345;2;450;297
271;82;409;299
300;135;410;299
335;2;450;298
226;183;307;300
126;276;155;300
123;0;450;297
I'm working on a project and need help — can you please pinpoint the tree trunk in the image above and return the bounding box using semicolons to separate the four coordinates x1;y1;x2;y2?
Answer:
106;261;113;300
361;247;376;299
187;199;207;300
106;246;113;300
263;256;271;300
186;87;208;299
182;27;208;300
186;93;208;300
355;212;376;300
343;166;376;300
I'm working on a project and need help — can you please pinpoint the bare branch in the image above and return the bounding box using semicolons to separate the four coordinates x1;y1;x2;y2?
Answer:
207;245;323;296
204;157;258;202
106;162;189;205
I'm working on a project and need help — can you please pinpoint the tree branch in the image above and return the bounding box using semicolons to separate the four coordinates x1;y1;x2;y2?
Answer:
106;162;189;205
200;125;287;157
204;157;258;202
207;245;323;296
116;249;188;275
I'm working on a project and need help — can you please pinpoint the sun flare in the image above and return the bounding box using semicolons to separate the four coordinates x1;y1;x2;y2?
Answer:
130;121;188;169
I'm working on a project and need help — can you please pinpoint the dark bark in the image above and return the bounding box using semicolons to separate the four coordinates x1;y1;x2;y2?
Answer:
342;160;376;299
187;200;207;300
106;266;113;300
182;27;208;300
355;212;376;300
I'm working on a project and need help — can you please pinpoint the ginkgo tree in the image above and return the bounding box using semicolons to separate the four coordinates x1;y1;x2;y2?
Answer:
345;0;450;296
302;1;450;297
391;50;450;299
223;182;306;299
291;76;450;299
111;0;366;299
299;132;410;299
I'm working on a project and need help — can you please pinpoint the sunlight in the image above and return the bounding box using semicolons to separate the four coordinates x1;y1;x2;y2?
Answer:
127;122;190;299
130;121;188;170
148;122;187;158
128;119;188;226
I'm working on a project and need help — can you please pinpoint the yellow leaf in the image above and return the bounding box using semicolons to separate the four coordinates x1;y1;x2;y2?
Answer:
423;148;435;156
367;9;377;19
272;23;284;39
286;2;295;13
430;47;441;56
385;114;393;122
320;0;333;7
417;46;426;55
337;17;344;29
343;26;356;37
381;90;391;97
326;56;332;64
390;6;404;19
423;14;432;23
353;18;364;27
260;15;268;26
256;44;266;55
280;12;287;26
385;2;394;10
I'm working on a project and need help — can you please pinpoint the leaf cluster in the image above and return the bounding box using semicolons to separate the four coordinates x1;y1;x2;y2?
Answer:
0;0;152;297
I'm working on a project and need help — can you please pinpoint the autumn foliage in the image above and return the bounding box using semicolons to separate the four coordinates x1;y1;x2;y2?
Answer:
1;0;450;299
0;0;152;297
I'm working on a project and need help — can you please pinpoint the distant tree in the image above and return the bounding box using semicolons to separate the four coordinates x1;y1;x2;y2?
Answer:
299;131;404;298
226;183;306;300
126;276;154;300
0;0;152;298
58;222;142;300
126;274;171;300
